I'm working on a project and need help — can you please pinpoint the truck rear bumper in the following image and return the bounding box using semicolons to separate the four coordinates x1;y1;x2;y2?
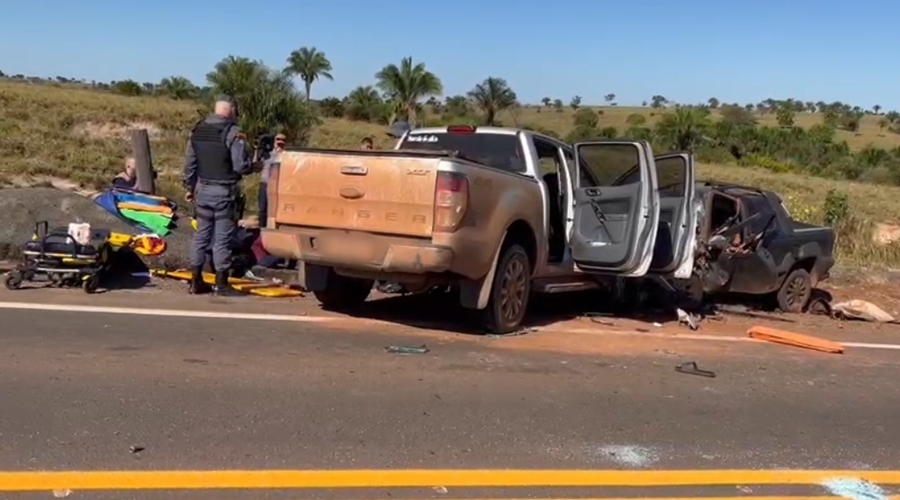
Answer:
261;227;453;274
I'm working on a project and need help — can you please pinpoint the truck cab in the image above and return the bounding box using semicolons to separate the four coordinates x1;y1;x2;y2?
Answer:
263;126;698;333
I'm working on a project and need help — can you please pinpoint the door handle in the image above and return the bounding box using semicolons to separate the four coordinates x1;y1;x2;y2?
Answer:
586;188;601;197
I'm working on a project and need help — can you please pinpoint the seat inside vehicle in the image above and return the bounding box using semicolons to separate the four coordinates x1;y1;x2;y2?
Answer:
649;157;688;271
533;138;567;263
542;171;565;262
709;193;740;235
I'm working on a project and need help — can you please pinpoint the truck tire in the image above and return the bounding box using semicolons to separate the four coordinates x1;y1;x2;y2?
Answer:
776;268;812;313
483;244;531;334
313;273;373;311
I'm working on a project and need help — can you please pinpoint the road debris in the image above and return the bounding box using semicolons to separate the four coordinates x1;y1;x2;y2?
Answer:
129;445;145;454
807;295;833;316
676;308;700;330
52;489;72;498
747;325;844;354
832;299;896;323
384;345;430;355
821;477;888;500
432;486;448;494
486;327;535;339
584;312;616;326
675;361;716;378
597;445;659;467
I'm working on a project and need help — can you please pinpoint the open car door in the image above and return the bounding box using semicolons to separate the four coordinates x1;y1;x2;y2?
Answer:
648;152;697;278
570;140;659;276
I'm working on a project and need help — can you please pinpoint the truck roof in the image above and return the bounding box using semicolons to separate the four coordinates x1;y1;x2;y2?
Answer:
405;126;565;146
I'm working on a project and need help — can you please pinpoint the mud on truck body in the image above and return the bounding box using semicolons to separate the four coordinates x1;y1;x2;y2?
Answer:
261;125;703;333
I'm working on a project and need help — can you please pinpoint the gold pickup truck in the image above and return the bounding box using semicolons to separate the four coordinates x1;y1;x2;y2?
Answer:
261;126;698;333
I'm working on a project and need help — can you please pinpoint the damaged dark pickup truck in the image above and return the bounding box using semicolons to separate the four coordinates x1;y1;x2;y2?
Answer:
685;182;836;312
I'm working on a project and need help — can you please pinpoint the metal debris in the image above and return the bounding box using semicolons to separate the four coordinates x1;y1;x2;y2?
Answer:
675;361;716;378
129;445;145;454
384;345;430;355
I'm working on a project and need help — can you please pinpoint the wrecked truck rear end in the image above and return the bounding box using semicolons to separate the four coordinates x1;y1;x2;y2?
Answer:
260;148;478;279
268;149;439;238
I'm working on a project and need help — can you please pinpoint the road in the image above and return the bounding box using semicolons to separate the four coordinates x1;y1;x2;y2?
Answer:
1;289;899;499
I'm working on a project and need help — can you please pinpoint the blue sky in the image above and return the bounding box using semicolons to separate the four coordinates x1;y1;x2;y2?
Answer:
2;0;897;108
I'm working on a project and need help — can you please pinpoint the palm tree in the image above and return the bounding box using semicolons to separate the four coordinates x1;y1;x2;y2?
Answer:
655;107;711;152
206;56;267;102
344;85;384;122
375;57;443;126
468;77;517;126
206;56;317;143
284;47;333;104
157;76;196;100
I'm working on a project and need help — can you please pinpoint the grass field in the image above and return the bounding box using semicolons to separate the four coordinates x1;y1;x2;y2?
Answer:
1;80;899;267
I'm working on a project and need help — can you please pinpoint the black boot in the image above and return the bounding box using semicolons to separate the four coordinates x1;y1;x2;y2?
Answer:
188;266;211;294
213;270;242;297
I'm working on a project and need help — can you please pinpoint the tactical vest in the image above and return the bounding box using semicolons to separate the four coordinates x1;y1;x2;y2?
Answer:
190;119;240;183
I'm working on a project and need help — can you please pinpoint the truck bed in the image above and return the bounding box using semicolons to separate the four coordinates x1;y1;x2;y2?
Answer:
273;149;443;238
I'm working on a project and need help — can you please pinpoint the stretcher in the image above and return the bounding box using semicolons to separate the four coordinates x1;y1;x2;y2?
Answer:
5;222;113;292
4;222;168;293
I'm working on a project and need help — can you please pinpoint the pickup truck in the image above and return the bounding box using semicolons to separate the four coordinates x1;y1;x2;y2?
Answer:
261;125;700;333
687;182;835;312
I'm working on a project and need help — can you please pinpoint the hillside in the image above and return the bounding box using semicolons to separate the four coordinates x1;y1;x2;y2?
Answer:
1;80;898;267
492;106;900;152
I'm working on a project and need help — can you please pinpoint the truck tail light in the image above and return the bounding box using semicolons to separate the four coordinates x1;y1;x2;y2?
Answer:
446;125;477;134
434;171;468;233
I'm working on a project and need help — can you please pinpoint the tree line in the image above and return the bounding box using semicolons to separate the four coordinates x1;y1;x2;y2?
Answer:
3;47;900;186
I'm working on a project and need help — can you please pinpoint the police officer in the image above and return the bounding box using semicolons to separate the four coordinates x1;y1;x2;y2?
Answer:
183;95;257;296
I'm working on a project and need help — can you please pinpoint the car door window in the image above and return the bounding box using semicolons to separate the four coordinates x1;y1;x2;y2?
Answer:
578;144;641;188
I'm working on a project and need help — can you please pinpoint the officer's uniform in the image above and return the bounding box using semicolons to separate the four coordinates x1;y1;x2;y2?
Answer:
183;99;254;295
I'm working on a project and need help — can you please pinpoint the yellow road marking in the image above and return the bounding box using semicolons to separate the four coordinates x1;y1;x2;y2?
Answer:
2;470;900;491
289;498;899;500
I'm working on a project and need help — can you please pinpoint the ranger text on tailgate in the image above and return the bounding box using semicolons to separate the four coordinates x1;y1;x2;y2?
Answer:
262;126;703;333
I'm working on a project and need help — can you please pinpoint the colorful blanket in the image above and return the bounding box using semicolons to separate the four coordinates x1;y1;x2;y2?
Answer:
94;188;178;236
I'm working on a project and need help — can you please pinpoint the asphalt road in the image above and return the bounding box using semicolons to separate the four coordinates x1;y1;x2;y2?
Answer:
1;303;899;499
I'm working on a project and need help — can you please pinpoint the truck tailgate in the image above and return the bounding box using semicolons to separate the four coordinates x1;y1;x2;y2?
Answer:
274;150;438;238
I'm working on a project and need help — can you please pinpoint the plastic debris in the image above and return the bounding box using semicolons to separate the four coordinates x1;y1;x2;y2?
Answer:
832;300;896;323
676;308;700;330
748;325;844;354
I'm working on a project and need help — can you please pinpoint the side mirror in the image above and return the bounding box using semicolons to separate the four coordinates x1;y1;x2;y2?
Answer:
707;234;728;251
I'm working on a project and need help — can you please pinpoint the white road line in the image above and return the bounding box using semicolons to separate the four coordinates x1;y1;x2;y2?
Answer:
1;300;899;352
0;301;334;323
541;327;900;352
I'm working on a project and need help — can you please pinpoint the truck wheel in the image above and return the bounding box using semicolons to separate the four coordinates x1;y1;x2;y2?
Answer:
777;268;812;313
313;273;373;311
483;244;531;334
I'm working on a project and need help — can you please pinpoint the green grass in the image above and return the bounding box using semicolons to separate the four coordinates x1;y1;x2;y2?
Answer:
1;80;898;267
